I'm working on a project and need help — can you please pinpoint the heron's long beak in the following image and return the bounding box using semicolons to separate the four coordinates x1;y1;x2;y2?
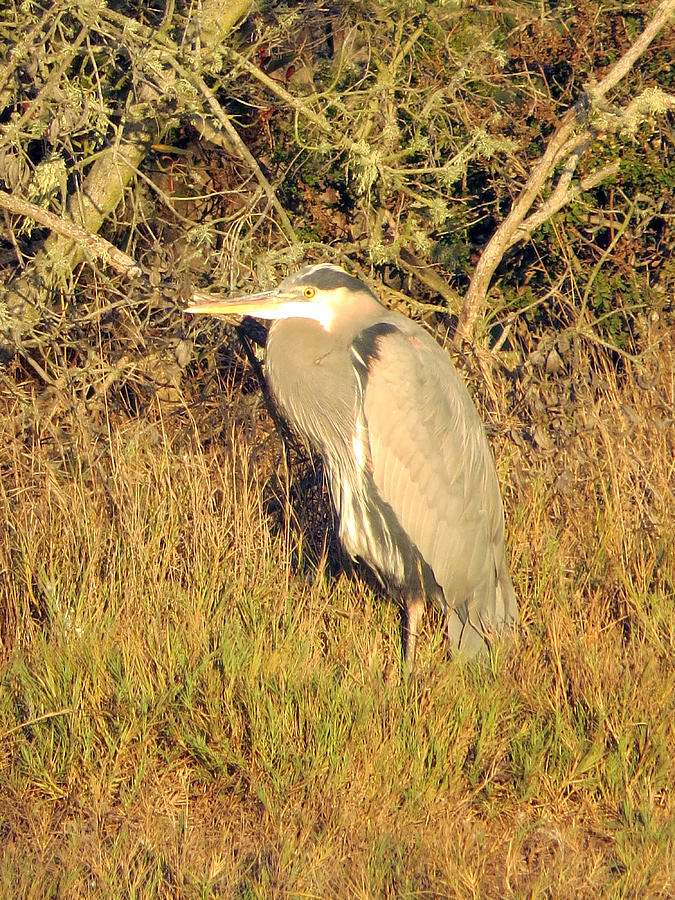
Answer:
186;289;287;320
187;287;335;330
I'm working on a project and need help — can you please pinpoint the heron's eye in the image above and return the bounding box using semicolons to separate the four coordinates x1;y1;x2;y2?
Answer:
303;287;315;299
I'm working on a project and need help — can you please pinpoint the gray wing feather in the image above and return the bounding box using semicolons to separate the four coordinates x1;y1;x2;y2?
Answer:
360;323;516;645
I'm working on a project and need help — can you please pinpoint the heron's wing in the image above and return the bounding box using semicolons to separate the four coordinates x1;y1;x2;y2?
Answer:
352;319;516;649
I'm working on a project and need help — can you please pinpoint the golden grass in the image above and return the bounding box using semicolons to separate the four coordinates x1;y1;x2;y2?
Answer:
0;332;673;898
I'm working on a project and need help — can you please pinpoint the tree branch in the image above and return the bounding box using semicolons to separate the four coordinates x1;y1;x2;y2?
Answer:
0;190;143;278
168;59;297;244
456;0;675;344
225;48;336;138
510;162;622;247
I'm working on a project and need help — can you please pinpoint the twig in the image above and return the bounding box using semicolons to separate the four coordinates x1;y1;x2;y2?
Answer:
398;248;462;316
510;162;622;248
578;195;638;323
0;4;56;109
0;189;143;278
169;59;297;244
225;48;335;138
1;708;73;741
10;3;104;134
585;0;675;102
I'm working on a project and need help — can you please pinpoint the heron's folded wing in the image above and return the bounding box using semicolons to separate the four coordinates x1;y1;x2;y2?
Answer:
354;322;504;609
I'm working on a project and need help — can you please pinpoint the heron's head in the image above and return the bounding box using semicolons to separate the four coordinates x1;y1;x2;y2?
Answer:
186;264;379;332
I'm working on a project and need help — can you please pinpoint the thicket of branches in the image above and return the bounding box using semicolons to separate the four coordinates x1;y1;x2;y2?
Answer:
0;0;673;400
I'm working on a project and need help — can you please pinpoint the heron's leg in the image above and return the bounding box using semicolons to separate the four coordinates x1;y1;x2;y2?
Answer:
404;595;425;671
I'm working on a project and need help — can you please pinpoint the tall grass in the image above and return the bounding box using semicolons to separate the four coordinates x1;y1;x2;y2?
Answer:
0;339;673;898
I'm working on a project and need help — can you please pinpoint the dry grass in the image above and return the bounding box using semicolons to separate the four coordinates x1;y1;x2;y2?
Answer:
0;328;673;899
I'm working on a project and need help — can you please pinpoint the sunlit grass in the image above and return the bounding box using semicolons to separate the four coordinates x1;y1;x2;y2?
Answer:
0;358;673;898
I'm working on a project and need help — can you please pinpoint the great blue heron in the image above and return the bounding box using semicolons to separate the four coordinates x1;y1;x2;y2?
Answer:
188;263;518;667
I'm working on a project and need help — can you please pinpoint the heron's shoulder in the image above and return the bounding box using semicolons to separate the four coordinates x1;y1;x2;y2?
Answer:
350;312;458;382
350;320;399;376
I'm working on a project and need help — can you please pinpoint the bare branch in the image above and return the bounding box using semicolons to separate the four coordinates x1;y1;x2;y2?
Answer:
0;190;143;278
457;0;675;344
509;162;622;248
398;248;462;316
169;59;297;244
226;48;336;138
585;0;675;102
